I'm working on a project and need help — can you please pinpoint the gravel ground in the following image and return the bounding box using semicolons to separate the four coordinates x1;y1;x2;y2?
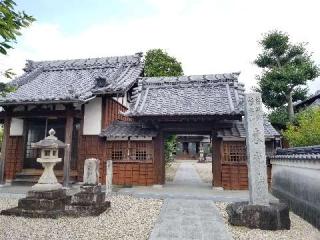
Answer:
215;202;320;240
0;194;163;240
192;162;212;183
165;162;180;182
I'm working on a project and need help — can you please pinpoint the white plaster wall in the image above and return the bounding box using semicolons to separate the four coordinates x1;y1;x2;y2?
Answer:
10;118;24;136
83;97;102;135
271;157;320;225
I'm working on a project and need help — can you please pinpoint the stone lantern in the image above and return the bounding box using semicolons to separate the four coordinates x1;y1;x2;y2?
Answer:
31;128;66;191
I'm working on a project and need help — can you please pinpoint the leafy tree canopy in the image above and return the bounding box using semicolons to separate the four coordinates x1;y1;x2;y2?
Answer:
283;107;320;147
268;106;290;130
0;0;35;55
0;0;35;95
254;30;319;122
144;49;183;77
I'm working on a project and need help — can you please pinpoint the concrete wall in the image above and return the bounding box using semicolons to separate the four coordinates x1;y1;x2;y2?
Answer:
271;146;320;229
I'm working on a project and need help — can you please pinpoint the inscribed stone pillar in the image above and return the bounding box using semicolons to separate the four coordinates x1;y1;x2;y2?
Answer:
83;158;100;185
244;93;269;206
105;160;113;195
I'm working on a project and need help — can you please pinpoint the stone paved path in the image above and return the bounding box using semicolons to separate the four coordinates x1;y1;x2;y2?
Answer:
149;162;233;240
149;198;232;240
172;162;207;186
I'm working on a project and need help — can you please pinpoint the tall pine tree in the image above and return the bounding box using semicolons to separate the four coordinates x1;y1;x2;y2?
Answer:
254;30;319;124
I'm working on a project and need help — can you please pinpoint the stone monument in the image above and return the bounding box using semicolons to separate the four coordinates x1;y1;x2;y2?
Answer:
226;93;290;230
105;160;113;195
199;144;205;162
1;129;70;218
83;158;100;185
65;158;110;216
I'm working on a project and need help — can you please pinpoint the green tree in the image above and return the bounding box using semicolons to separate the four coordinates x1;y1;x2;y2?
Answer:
164;135;177;164
268;106;290;130
0;0;35;94
144;49;183;163
144;49;183;77
283;107;320;147
254;30;319;123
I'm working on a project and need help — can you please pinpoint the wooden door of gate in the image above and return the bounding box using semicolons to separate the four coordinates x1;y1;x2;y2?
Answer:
221;141;271;190
221;141;248;190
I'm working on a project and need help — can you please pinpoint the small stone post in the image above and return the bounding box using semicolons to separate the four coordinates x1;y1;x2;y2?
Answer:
105;160;113;195
244;92;269;206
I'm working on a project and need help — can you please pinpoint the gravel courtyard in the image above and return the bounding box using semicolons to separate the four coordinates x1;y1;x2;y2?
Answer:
0;194;163;240
215;202;320;240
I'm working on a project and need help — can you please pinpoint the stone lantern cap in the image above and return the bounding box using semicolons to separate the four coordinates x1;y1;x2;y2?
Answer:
31;128;67;149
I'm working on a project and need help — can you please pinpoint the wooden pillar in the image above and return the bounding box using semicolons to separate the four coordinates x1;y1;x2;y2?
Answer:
0;112;11;184
212;132;223;187
159;131;165;185
63;106;74;187
101;96;107;129
127;137;131;160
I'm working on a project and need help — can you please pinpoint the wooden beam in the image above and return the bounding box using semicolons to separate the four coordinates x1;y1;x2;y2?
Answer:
133;114;243;123
212;132;223;187
0;110;82;119
159;131;165;184
0;113;11;184
63;106;74;187
157;121;234;133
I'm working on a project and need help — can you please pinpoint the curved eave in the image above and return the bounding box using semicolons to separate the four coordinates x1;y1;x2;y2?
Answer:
125;112;244;121
0;99;86;106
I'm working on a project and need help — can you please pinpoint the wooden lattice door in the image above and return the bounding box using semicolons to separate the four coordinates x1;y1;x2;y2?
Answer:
221;141;248;190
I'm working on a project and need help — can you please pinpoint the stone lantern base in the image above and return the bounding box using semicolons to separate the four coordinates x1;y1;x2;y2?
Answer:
1;189;71;218
226;201;291;230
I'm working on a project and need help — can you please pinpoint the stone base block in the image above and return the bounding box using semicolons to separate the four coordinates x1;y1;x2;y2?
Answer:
65;201;111;217
80;185;102;194
226;201;290;230
0;185;110;218
0;189;70;218
27;189;67;200
70;192;105;206
1;207;65;219
18;196;71;210
65;184;109;216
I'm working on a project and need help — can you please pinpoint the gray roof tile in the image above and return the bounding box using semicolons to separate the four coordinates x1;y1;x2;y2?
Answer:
100;121;158;138
1;53;143;105
217;119;280;138
125;72;245;117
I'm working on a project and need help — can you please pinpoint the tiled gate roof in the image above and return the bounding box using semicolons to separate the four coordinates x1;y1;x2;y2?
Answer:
124;72;245;117
217;119;280;139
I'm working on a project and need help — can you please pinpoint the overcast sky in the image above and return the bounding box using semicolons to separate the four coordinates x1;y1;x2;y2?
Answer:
0;0;319;93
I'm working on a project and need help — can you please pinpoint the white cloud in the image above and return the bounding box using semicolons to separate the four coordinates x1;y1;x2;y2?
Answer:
0;0;319;93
